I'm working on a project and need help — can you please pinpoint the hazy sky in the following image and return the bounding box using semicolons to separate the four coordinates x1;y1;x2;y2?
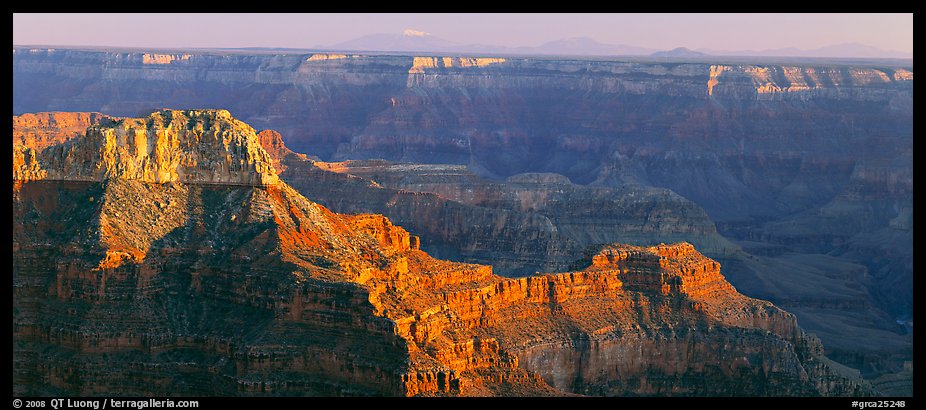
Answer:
12;13;913;53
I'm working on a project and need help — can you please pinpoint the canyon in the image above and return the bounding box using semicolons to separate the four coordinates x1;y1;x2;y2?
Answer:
12;47;912;395
13;110;872;396
258;129;912;393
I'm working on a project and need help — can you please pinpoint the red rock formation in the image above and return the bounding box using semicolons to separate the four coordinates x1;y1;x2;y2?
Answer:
12;112;114;182
256;129;307;173
13;109;279;186
13;110;871;397
263;138;910;388
13;112;112;150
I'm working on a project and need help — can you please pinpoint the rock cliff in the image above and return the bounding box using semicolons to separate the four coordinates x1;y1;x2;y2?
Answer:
13;112;114;182
13;111;113;151
13;109;278;186
12;110;869;396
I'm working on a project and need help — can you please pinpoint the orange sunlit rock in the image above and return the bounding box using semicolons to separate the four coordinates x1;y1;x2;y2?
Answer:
12;109;869;397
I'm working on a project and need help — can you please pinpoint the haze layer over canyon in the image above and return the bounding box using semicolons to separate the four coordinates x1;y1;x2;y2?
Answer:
12;46;912;395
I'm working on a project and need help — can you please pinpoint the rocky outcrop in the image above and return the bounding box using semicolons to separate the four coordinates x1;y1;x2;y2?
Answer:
13;109;279;186
363;241;867;396
13;179;413;396
256;129;308;173
408;56;506;75
13;145;46;182
13;112;114;182
13;110;869;396
141;53;192;65
13;111;113;150
306;53;350;62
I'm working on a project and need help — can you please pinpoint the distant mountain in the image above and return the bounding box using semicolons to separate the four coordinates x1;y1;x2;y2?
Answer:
322;31;910;59
809;43;911;59
324;31;655;56
697;42;911;59
528;37;657;56
328;29;461;53
650;47;708;58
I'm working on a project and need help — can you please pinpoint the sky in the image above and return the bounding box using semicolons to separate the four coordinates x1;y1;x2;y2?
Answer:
12;13;913;54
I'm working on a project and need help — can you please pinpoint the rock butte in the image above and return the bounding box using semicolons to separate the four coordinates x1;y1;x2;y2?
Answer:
306;54;349;62
142;53;192;65
409;57;507;74
13;110;870;396
13;109;278;186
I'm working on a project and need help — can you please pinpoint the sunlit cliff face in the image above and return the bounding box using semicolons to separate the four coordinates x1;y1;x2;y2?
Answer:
12;109;870;396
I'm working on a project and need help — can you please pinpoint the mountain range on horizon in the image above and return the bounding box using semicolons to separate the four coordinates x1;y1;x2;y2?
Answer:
318;30;912;59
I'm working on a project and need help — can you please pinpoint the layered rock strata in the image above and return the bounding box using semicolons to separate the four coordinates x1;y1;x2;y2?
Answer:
12;49;911;319
16;112;909;389
13;49;912;321
13;109;278;186
13;110;869;396
308;159;737;271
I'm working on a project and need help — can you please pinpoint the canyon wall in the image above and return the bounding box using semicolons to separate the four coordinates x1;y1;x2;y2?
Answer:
307;159;737;272
12;49;911;264
255;135;910;386
15;111;910;391
13;110;869;396
13;49;912;180
13;49;910;239
12;48;911;387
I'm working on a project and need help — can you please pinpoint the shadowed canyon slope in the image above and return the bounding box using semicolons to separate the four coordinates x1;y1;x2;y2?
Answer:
13;110;870;396
12;48;912;321
18;118;909;386
12;48;911;393
292;153;737;275
250;130;910;390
